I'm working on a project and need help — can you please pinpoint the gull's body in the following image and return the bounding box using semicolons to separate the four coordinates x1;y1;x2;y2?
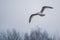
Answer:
29;6;53;23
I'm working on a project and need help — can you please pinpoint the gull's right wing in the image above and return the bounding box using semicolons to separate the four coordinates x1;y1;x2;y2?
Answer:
40;6;53;13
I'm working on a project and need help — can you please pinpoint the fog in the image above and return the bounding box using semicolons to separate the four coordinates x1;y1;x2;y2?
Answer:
0;0;60;38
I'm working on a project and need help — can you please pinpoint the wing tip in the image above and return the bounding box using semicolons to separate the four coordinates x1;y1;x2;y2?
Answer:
42;6;53;8
29;20;31;23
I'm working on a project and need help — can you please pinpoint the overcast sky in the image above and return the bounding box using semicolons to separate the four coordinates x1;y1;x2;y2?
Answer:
0;0;60;38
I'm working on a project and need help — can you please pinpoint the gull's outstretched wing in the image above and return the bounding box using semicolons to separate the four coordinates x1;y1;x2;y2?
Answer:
29;13;38;23
40;6;53;13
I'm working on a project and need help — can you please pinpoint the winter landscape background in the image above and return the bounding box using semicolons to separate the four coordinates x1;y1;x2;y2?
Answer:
0;0;60;40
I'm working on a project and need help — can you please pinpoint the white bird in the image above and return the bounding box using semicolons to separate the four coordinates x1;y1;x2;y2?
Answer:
29;6;53;23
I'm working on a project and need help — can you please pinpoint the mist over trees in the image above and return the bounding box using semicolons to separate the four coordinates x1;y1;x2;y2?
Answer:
0;28;59;40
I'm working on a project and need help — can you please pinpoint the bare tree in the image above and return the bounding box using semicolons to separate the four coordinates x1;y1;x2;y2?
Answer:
7;29;21;40
29;28;54;40
24;33;30;40
0;28;57;40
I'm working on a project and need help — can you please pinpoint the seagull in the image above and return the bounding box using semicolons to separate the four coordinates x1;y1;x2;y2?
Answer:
29;6;53;23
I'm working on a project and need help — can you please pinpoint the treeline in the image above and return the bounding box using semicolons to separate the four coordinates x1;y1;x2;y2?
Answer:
0;28;56;40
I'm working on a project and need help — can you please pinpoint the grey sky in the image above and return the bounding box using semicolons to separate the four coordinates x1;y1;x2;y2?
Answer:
0;0;60;38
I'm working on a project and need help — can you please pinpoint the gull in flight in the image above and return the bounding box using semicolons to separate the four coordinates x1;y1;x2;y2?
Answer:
29;6;53;23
